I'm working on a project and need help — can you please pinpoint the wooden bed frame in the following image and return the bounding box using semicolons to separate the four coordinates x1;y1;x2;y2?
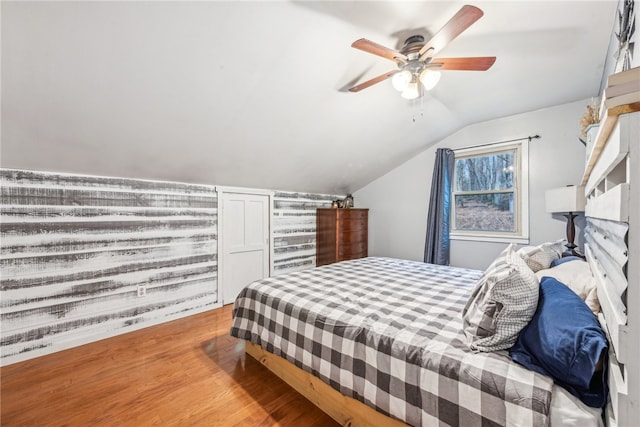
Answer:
246;88;639;427
245;342;407;427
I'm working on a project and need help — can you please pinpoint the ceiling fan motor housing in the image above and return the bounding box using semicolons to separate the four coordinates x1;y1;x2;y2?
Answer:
402;35;426;54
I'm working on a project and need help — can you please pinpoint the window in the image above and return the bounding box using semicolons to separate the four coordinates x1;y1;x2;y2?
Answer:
450;140;529;243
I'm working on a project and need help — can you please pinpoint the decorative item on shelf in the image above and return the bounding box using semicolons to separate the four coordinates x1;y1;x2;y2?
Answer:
578;99;600;146
545;185;586;257
614;0;635;73
584;123;600;166
331;200;338;208
343;194;354;208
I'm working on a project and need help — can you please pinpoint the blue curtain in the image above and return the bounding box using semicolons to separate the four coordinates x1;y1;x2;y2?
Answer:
424;148;454;265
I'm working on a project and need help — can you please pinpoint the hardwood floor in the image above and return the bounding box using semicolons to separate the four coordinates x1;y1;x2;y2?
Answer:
0;304;339;426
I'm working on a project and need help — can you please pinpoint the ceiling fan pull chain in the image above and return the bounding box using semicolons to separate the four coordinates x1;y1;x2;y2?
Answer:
411;95;425;123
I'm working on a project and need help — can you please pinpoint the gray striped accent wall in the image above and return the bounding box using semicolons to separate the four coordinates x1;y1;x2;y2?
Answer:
0;170;343;365
272;191;340;275
1;169;219;365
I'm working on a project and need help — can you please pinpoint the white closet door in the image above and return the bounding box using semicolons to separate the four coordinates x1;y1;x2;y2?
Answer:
221;192;270;304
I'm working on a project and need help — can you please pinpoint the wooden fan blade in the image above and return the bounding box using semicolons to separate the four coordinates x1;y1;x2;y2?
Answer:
352;39;408;63
427;57;496;71
348;70;397;92
419;5;484;61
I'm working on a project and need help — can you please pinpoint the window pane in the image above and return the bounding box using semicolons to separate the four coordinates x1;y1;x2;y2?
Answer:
455;151;515;192
454;193;515;232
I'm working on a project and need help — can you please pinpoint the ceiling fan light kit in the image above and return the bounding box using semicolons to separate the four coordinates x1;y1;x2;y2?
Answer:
348;4;496;99
392;55;441;95
401;81;420;100
391;70;412;92
420;69;441;90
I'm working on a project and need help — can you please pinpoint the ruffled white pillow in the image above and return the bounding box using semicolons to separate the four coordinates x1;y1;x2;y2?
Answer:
536;260;600;314
517;240;564;272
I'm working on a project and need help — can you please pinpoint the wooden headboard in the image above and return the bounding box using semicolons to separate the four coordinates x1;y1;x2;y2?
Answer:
582;110;639;427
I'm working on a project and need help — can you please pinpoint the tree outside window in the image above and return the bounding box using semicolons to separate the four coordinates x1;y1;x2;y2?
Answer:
451;142;528;242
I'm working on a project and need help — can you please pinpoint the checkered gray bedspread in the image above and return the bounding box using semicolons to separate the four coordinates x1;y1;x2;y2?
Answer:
230;257;553;427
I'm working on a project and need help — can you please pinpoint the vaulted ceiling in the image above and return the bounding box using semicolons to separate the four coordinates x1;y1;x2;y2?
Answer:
1;1;617;194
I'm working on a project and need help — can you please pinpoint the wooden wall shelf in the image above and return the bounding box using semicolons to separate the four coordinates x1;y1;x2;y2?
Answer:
582;102;640;185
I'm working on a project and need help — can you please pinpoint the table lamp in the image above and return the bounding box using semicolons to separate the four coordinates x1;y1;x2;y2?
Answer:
545;185;586;256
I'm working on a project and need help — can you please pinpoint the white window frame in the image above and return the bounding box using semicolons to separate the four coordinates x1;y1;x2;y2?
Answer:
450;139;529;244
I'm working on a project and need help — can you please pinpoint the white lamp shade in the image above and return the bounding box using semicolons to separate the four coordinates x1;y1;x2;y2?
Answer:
419;69;441;90
391;70;411;92
401;82;420;100
545;185;586;213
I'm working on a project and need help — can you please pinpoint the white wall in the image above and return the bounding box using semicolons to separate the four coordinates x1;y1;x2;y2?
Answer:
355;99;591;271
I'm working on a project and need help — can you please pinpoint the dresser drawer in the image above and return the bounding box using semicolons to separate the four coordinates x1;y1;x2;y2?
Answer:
339;219;367;233
338;241;367;259
339;228;366;244
338;209;368;221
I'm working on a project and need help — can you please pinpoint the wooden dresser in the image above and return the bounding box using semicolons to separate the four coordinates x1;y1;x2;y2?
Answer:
316;208;368;266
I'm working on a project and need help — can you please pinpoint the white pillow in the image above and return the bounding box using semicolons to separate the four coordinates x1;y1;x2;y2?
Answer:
462;243;540;352
536;260;600;314
517;240;564;272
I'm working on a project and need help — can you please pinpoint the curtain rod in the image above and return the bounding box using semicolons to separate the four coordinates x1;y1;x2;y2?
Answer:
452;134;540;152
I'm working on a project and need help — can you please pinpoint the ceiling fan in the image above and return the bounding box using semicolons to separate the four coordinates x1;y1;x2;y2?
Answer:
348;4;496;99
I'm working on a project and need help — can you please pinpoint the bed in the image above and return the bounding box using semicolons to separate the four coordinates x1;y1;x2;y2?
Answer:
230;113;638;426
231;256;603;426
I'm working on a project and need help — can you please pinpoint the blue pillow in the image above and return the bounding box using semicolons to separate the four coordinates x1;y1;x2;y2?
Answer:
509;276;608;408
550;256;584;268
